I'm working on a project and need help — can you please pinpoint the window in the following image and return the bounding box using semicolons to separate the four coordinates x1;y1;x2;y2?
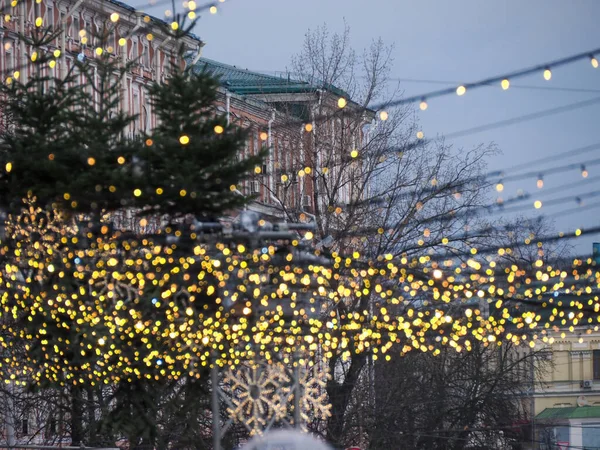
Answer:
593;350;600;379
131;40;138;61
22;418;28;435
132;90;139;133
4;42;13;72
142;45;149;67
142;105;148;132
46;5;53;27
72;15;80;40
108;30;115;52
48;418;56;436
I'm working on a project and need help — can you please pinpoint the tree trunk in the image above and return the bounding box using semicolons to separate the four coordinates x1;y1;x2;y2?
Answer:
326;353;367;447
70;385;84;446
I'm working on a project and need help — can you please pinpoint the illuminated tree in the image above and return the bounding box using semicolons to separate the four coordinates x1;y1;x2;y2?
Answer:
0;13;265;449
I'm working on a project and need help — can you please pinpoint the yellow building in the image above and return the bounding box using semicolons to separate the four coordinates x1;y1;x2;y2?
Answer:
533;329;600;449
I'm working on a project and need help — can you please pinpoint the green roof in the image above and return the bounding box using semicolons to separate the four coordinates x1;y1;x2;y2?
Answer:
191;57;349;98
536;406;600;420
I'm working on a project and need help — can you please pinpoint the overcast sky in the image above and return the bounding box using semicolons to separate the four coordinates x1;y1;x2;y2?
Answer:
140;0;600;254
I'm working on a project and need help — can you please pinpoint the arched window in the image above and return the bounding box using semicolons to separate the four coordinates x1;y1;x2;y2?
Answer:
142;105;149;132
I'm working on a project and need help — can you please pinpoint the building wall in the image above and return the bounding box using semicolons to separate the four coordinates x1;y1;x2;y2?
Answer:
0;0;202;136
214;88;371;223
534;331;600;413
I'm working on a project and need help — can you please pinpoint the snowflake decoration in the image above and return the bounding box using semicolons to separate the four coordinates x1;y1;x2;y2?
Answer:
90;270;138;304
223;362;289;435
286;362;332;429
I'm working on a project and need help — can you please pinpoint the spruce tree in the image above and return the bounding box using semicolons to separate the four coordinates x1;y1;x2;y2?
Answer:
0;13;266;448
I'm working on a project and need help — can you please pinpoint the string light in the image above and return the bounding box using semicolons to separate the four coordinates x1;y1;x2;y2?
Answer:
495;182;504;192
534;200;542;209
536;175;544;189
591;56;599;69
209;5;217;14
419;99;428;111
501;79;510;90
456;85;466;96
543;68;552;80
416;131;424;139
379;111;389;120
337;97;347;109
581;164;589;178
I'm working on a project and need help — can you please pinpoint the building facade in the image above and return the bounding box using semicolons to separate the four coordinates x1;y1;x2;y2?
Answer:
0;0;203;135
192;57;375;226
533;329;600;449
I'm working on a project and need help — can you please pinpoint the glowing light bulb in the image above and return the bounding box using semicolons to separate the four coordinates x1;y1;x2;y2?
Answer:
305;123;313;132
543;68;552;80
110;12;119;22
534;200;542;209
581;165;588;178
119;38;126;46
416;131;424;139
456;85;466;96
35;16;42;27
496;182;504;192
379;111;389;120
350;150;358;158
338;97;347;108
501;79;510;90
209;5;217;14
179;135;190;145
419;100;428;111
591;56;599;69
214;125;224;134
536;175;543;189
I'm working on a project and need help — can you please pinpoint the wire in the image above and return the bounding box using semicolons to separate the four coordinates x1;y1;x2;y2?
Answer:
368;47;600;109
442;96;600;140
250;72;600;95
499;142;600;174
385;76;600;95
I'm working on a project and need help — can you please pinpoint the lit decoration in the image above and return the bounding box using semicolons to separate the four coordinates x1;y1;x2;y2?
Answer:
591;56;599;69
419;100;428;111
456;85;466;96
501;79;510;90
223;362;289;434
379;111;389;120
337;97;347;109
582;165;589;178
543;68;552;80
285;362;331;430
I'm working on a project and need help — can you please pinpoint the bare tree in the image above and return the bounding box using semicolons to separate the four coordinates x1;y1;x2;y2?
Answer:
258;23;499;446
369;342;550;450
